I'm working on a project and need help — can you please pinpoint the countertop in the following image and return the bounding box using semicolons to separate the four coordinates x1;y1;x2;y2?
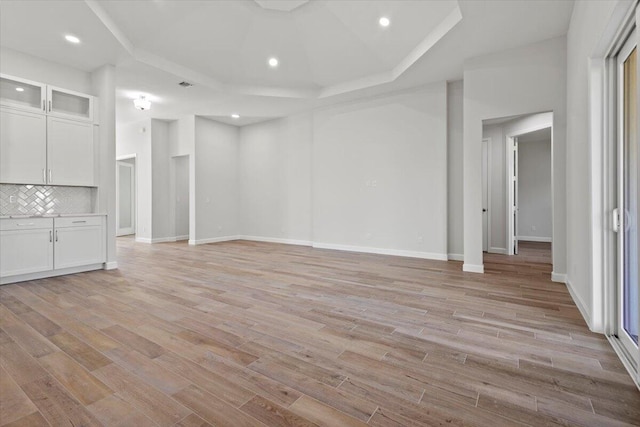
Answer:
0;213;107;219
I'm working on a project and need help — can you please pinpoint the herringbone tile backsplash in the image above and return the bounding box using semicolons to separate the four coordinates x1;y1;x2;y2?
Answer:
0;184;95;216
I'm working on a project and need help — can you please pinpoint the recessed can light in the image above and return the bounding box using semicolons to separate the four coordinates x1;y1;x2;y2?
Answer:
231;114;240;119
268;57;279;68
379;17;390;27
65;34;81;44
15;87;24;92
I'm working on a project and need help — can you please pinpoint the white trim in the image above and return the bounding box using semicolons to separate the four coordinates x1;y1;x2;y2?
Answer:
312;242;448;261
551;272;566;283
104;261;118;270
607;335;640;391
517;236;552;243
1;263;104;285
566;277;595;332
188;235;241;246
175;235;189;241
238;235;312;246
447;253;464;261
135;237;152;244
462;263;484;273
488;247;507;254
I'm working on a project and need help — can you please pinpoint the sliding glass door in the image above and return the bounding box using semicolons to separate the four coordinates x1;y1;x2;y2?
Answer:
617;30;638;356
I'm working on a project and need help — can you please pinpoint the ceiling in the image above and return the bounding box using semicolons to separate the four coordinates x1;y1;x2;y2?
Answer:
0;0;575;126
518;127;552;143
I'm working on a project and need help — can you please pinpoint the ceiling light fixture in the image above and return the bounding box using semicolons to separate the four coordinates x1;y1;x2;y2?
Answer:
379;17;390;27
231;114;240;119
15;87;24;92
133;95;151;111
268;57;279;68
65;34;81;44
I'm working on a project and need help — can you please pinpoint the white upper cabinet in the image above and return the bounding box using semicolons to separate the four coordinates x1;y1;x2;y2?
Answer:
0;75;46;113
47;86;93;122
0;73;98;186
0;107;47;184
47;116;94;186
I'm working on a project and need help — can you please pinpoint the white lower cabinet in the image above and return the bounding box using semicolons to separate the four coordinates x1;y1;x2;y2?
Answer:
54;217;104;269
0;215;105;284
0;219;53;277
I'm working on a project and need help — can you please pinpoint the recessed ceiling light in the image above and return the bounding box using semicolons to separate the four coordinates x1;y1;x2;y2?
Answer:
268;57;279;68
379;17;390;27
133;95;151;111
15;87;24;92
65;34;81;44
231;114;240;119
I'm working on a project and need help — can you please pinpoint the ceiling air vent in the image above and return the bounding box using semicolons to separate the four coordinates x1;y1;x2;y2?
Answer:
178;81;194;88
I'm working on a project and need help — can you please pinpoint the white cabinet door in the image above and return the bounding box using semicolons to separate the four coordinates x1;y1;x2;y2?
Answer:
0;107;47;184
47;116;94;186
0;228;53;277
47;86;93;122
54;225;104;270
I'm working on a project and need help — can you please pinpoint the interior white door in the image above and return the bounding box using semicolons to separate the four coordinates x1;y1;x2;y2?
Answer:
116;161;135;236
482;139;489;252
616;31;638;355
512;138;519;255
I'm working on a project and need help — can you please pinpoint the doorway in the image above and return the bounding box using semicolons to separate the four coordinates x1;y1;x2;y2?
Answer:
116;158;136;237
481;113;554;270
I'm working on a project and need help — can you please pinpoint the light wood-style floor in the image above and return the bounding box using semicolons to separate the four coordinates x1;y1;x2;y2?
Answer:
1;238;639;426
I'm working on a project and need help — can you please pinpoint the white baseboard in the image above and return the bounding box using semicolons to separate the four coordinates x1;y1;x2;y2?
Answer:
135;236;183;244
488;247;507;254
463;263;484;273
447;253;464;261
188;235;241;245
175;235;189;241
238;235;312;246
517;236;552;243
312;242;448;261
565;276;592;330
104;261;118;270
551;272;567;283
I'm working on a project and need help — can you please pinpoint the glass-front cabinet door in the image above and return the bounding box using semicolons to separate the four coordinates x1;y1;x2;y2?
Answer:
0;74;46;113
47;86;93;122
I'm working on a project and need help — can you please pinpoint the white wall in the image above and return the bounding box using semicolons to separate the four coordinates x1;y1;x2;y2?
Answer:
239;113;313;243
463;37;567;274
447;80;464;259
116;120;152;241
174;155;189;239
91;65;117;268
313;83;448;258
151;119;172;240
193;116;240;243
518;138;552;240
0;46;92;94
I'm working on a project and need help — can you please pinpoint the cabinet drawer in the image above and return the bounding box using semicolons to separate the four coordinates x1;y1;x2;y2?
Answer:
0;218;53;231
55;216;103;228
